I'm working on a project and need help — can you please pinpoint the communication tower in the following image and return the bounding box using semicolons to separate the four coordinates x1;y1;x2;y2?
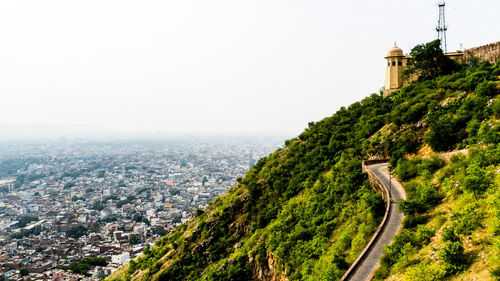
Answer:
436;1;448;52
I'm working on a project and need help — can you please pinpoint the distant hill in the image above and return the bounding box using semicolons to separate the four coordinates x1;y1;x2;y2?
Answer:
107;47;500;281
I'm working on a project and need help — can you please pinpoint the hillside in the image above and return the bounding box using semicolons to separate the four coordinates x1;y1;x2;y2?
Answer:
107;48;500;281
373;145;500;281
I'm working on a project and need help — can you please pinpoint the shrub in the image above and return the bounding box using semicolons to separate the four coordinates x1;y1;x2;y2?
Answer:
491;264;500;278
462;162;491;195
363;192;385;218
442;227;460;242
394;159;419;181
405;263;445;281
418;155;445;175
439;241;467;275
475;81;497;97
424;115;467;151
399;182;441;215
415;225;435;246
451;204;483;235
19;268;29;276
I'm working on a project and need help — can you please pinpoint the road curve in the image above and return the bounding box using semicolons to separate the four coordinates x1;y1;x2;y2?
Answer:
344;163;406;281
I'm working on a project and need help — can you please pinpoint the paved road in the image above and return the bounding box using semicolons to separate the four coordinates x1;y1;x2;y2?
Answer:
346;163;406;281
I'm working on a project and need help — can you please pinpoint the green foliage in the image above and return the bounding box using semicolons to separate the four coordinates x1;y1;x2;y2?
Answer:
16;216;38;228
11;227;41;239
442;226;460;242
0;157;41;177
65;225;88;239
377;145;499;279
402;39;459;81
404;263;445;281
91;203;105;211
425;115;467;151
129;234;140;245
462;162;491;195
64;182;76;189
418;155;445;175
475;80;497;97
69;257;107;276
204;255;251;281
116;199;132;208
393;158;419;181
399;181;441;215
440;241;468;275
394;155;445;181
451;203;483;235
194;209;204;216
19;268;29;276
379;225;435;272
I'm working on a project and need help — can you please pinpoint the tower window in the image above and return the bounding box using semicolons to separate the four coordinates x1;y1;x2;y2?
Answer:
388;62;390;66
398;61;402;66
392;61;396;66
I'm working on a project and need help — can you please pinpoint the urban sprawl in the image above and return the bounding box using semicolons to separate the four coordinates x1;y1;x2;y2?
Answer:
0;138;279;281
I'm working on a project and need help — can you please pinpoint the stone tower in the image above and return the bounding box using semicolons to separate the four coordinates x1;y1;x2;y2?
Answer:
384;43;406;94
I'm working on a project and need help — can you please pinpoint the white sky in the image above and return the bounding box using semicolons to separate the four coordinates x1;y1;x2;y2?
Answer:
0;0;498;137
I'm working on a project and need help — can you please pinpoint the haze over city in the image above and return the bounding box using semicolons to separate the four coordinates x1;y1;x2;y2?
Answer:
1;0;499;138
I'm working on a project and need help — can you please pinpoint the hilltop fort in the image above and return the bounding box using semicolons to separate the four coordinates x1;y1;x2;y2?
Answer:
384;41;500;94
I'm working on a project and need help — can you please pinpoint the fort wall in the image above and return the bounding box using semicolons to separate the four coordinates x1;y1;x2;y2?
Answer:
464;41;500;64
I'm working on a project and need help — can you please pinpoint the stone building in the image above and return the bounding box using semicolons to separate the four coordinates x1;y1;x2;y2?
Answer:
384;43;407;93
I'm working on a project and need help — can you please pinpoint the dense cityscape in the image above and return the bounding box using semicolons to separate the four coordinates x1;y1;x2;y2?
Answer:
0;137;281;281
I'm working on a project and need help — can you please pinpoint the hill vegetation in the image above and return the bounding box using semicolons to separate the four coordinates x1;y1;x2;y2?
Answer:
107;41;499;281
374;145;500;280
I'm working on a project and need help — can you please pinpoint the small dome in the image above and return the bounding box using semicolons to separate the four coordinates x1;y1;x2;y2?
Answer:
386;42;404;57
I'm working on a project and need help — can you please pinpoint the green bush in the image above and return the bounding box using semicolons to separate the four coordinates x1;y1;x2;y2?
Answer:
424;115;467;151
394;158;419;181
475;81;497;97
442;227;460;242
399;182;441;215
451;204;483;235
405;263;445;281
440;241;468;275
462;162;491;195
417;155;445;175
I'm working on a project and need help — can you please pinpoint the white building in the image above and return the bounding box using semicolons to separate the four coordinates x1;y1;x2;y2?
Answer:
112;252;130;265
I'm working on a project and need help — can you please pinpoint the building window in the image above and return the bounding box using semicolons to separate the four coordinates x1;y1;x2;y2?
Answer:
398;61;402;66
388;62;390;66
392;61;396;66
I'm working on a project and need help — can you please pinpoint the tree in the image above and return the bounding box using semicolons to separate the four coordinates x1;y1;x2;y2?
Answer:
66;225;88;239
424;115;466;151
462;162;490;195
129;234;140;245
403;40;459;81
19;268;29;276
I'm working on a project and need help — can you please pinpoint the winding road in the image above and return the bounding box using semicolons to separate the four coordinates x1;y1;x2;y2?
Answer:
343;163;407;281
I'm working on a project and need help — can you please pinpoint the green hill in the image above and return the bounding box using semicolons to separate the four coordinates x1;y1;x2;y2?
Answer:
107;43;500;281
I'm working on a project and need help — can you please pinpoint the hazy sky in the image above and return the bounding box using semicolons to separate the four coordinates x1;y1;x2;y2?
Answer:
0;0;498;137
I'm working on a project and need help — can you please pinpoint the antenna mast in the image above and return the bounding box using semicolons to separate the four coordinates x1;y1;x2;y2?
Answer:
436;1;448;52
